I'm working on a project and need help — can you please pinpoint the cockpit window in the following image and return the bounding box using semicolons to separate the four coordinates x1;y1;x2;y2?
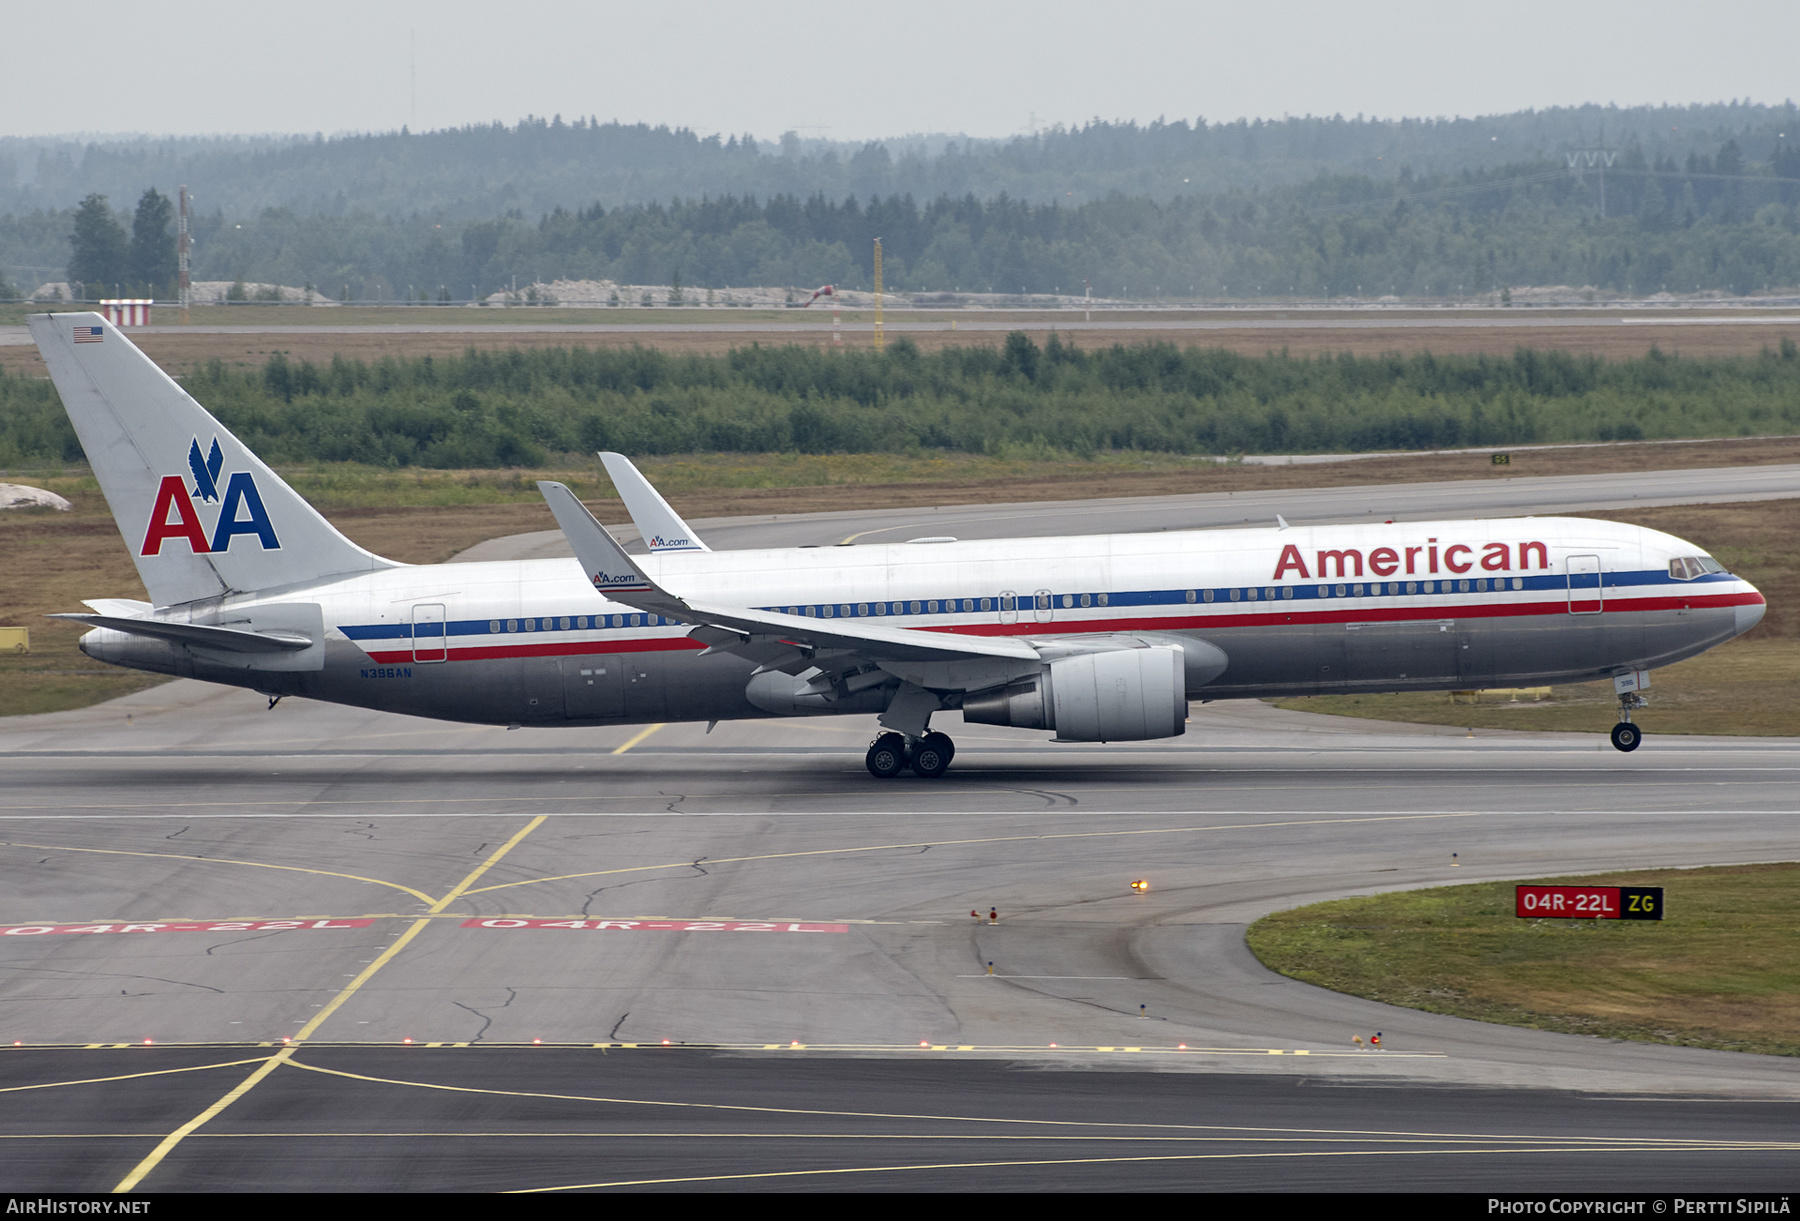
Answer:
1669;556;1725;580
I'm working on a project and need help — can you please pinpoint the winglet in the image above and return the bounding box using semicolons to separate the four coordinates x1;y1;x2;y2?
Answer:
598;453;710;553
536;481;691;619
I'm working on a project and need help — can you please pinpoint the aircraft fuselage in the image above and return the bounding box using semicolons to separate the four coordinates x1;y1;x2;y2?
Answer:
78;516;1764;728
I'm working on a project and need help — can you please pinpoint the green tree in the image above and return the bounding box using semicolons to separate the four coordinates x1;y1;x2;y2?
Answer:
67;194;128;296
127;188;176;295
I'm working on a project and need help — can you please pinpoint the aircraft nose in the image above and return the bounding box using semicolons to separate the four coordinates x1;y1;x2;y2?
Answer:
1735;589;1766;637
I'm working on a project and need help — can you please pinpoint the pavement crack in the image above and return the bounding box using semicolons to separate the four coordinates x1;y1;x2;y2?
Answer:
1009;788;1078;807
452;997;500;1043
165;825;189;840
7;964;233;995
202;928;309;956
608;1011;630;1041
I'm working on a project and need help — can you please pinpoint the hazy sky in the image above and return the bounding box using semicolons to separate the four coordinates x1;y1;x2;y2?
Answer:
10;0;1797;141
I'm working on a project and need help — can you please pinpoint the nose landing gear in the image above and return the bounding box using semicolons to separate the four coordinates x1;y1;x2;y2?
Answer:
865;730;957;778
1611;691;1646;753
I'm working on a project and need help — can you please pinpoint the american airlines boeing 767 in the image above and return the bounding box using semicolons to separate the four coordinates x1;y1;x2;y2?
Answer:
33;312;1766;776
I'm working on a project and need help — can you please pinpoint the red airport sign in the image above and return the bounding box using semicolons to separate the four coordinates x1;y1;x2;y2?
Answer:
1515;885;1663;921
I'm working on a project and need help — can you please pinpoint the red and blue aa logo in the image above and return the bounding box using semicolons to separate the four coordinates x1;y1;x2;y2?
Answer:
140;437;281;556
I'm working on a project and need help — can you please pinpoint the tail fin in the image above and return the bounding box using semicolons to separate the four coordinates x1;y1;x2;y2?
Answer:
31;312;396;607
598;452;710;553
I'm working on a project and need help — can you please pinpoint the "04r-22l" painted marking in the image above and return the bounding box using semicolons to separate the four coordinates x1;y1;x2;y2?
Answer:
463;918;847;933
0;919;375;936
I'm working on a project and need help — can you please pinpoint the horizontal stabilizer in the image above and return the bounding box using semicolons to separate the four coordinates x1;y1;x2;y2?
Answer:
81;598;153;617
50;613;313;653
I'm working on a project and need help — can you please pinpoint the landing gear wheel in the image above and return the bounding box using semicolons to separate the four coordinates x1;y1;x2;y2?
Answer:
922;730;954;766
866;732;907;779
910;732;954;778
1610;722;1642;753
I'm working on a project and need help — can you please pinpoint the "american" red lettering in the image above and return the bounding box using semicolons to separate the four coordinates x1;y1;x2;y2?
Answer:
1270;541;1551;581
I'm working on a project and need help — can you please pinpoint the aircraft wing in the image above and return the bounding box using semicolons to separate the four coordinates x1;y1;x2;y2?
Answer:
537;481;1038;667
598;452;710;553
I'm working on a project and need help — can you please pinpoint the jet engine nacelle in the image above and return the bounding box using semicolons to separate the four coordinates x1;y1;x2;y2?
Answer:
962;645;1187;741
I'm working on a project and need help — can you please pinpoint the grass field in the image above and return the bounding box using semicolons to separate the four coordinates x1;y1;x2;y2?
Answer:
1246;863;1800;1057
4;306;1798;376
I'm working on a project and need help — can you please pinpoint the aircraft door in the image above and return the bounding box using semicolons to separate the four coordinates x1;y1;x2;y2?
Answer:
561;655;623;720
1567;555;1603;615
999;591;1019;625
1033;589;1053;624
411;604;447;663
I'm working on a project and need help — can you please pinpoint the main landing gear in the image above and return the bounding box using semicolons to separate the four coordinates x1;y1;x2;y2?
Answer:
1611;692;1646;753
866;730;956;779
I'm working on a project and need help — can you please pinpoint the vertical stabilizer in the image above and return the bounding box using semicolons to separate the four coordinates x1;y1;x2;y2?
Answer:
30;312;396;607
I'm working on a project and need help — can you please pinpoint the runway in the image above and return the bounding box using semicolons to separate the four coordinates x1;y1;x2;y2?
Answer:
454;461;1800;560
0;476;1796;1191
5;310;1800;345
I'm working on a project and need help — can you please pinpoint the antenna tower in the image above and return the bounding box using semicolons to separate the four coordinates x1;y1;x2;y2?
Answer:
178;186;191;324
872;238;883;351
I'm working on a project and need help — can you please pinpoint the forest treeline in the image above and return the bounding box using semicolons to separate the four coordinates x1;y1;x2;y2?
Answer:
5;337;1798;470
6;102;1797;219
24;143;1800;304
7;101;1800;300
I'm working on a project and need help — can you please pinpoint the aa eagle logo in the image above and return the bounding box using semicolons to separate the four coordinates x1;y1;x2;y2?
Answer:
140;436;282;556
